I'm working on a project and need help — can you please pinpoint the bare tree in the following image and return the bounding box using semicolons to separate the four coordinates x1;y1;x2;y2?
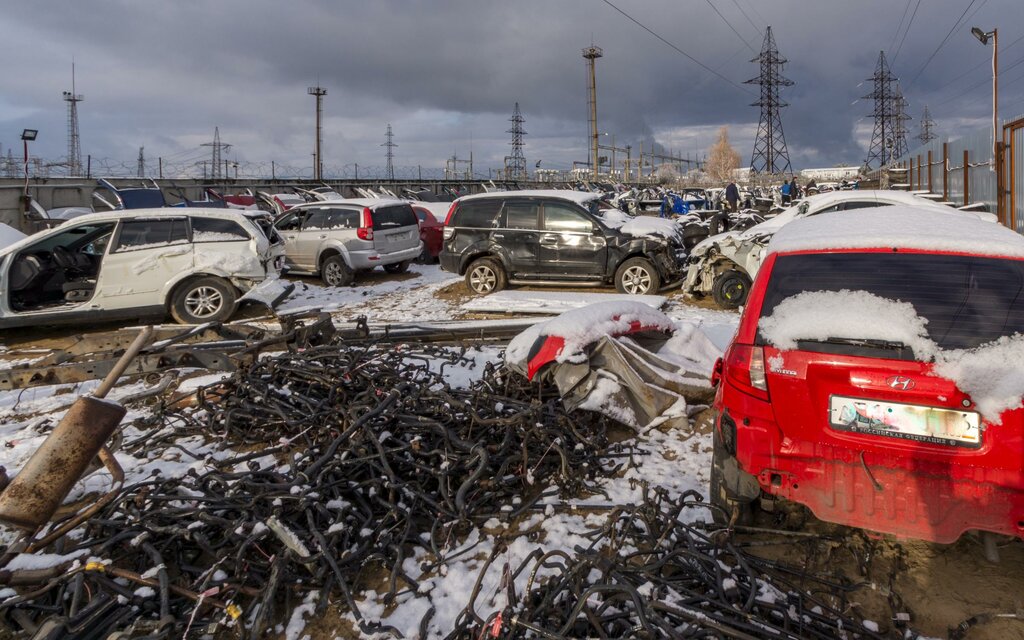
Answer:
705;126;741;183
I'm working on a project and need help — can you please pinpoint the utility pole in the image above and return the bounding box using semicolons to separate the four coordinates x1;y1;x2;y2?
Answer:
136;146;145;177
200;127;231;180
382;123;396;180
308;85;327;181
747;26;793;175
63;62;84;176
506;102;527;180
917;105;937;145
583;45;603;180
864;51;900;168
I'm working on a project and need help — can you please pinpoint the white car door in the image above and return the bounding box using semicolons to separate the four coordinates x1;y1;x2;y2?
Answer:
94;217;194;312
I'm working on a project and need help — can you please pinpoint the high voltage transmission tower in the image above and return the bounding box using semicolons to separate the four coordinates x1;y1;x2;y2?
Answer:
63;63;84;176
201;127;231;180
746;26;793;175
917;105;937;145
892;82;911;159
308;85;327;181
505;102;527;180
583;45;603;180
382;123;396;180
863;51;908;168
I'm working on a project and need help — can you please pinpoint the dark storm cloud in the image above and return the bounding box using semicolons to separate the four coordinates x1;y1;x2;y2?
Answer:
0;0;1015;173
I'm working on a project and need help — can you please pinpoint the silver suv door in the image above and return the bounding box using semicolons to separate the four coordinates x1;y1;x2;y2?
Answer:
295;208;330;269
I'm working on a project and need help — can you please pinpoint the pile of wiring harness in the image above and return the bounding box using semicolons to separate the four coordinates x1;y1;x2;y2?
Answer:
0;341;631;638
449;487;902;640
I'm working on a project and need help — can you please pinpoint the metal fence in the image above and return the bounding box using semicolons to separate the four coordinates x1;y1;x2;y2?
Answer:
895;114;1024;231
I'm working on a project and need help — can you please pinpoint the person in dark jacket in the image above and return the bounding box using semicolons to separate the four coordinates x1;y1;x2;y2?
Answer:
725;181;739;212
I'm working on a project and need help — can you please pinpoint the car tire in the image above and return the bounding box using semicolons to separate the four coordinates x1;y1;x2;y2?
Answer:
711;269;751;309
465;257;506;295
614;257;661;295
321;255;354;287
710;424;755;526
384;260;411;274
170;277;237;324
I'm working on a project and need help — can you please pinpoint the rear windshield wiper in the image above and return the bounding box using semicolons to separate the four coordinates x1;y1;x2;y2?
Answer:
794;337;917;361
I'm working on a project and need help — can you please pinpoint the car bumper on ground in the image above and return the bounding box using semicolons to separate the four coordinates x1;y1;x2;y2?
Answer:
348;243;422;270
236;276;295;309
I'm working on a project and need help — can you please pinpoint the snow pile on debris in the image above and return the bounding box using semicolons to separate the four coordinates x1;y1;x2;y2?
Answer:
768;207;1024;258
505;300;675;366
759;289;1024;421
461;290;666;315
597;210;684;242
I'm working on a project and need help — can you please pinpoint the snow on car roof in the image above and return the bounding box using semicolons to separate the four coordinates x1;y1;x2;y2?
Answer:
768;206;1024;258
298;197;410;209
456;189;603;205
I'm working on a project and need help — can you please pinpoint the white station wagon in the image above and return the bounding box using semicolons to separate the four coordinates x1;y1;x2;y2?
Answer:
0;208;288;328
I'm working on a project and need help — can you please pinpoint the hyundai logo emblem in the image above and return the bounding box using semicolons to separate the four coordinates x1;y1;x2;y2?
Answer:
886;375;915;390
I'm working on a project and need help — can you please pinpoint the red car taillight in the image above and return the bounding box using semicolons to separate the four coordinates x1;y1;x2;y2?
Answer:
444;202;457;226
357;207;374;241
723;344;769;401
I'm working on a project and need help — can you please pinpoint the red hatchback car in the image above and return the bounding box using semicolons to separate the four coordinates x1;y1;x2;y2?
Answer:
710;207;1024;543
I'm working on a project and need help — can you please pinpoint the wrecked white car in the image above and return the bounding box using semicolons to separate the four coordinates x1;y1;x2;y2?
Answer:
682;190;995;309
0;208;289;328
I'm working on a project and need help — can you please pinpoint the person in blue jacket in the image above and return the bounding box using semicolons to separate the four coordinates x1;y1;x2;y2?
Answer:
780;180;792;205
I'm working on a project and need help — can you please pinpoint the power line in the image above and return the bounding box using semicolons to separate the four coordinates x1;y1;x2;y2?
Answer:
933;51;1024;107
703;0;755;53
728;0;760;35
888;0;913;55
905;0;980;88
740;0;767;27
600;0;751;94
924;31;1024;103
891;0;922;64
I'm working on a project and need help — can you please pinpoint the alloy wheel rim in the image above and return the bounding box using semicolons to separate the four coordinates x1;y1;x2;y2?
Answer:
623;266;651;294
184;286;223;318
325;262;344;285
470;266;496;293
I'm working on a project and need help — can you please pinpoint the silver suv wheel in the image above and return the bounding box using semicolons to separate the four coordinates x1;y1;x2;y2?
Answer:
184;286;224;318
621;265;652;294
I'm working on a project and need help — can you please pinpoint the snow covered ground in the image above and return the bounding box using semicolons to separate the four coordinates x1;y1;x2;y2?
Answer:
0;265;744;638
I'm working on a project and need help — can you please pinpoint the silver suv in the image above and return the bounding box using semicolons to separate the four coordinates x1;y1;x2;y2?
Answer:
274;199;421;286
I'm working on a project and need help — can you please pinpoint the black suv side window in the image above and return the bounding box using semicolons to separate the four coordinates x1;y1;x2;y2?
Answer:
453;201;502;228
543;203;592;233
503;202;539;229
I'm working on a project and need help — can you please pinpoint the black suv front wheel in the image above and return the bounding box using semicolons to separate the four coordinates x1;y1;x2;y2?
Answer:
465;257;506;295
615;257;661;295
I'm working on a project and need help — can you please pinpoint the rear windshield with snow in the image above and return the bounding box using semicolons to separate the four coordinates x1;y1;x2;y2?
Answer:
372;205;417;229
758;252;1024;350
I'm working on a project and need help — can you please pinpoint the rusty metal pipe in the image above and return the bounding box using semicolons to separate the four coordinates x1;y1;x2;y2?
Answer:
0;327;152;531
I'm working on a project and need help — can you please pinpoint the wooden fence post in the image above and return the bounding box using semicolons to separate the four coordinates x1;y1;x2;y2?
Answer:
927;149;933;193
942;142;949;201
963;149;970;207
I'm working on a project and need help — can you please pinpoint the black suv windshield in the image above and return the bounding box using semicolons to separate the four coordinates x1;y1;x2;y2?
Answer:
759;252;1024;350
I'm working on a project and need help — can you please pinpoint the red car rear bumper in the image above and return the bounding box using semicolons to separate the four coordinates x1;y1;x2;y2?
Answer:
717;380;1024;543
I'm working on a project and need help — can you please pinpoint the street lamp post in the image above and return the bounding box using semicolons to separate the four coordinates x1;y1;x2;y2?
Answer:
20;129;38;201
972;26;1000;220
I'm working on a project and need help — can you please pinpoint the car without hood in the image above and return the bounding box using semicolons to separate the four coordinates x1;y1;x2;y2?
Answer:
709;206;1024;544
682;189;998;309
0;208;289;328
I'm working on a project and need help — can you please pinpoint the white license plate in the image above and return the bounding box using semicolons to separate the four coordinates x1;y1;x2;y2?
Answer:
387;232;410;243
829;395;981;448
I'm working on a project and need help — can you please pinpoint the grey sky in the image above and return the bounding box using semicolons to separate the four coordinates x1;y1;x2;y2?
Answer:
0;0;1015;177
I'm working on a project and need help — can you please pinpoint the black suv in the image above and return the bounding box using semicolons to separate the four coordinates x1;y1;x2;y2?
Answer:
439;191;685;295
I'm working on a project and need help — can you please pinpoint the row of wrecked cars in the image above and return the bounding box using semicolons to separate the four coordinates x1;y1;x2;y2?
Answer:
0;178;999;331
